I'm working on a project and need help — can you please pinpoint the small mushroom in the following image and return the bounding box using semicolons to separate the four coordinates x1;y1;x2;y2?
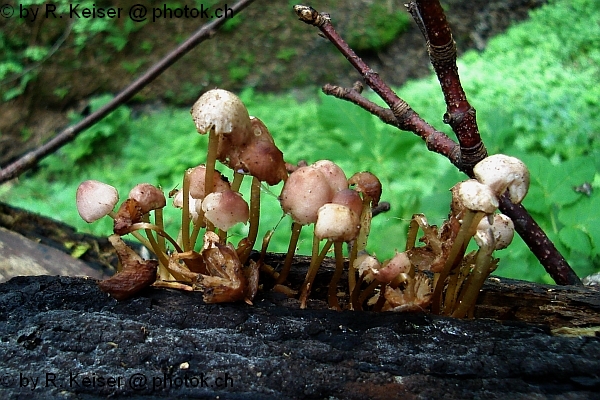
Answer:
190;89;252;220
202;190;250;232
277;165;333;284
303;189;362;309
128;183;166;214
473;154;530;203
347;171;382;295
76;180;119;223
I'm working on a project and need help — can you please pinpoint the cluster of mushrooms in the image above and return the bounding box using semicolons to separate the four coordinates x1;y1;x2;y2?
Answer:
76;89;529;317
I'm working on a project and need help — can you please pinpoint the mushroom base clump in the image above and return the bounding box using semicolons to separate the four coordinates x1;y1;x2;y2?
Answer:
76;89;527;318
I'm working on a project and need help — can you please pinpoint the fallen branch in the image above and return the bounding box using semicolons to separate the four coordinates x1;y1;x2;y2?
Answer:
0;0;256;184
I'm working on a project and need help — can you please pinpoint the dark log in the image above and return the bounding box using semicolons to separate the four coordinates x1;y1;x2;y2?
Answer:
1;272;599;399
1;202;600;398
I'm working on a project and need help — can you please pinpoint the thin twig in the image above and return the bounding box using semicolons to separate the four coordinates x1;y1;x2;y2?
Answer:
0;0;257;183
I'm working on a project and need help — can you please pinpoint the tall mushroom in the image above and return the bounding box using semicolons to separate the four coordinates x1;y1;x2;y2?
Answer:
190;89;252;231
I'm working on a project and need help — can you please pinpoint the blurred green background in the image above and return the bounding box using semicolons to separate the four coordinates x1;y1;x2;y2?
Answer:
1;0;599;283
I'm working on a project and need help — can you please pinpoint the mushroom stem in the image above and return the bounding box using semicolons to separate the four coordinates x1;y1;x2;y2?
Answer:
141;215;169;264
357;279;380;309
239;176;261;263
128;222;184;254
230;171;244;192
154;208;166;253
451;244;494;318
108;211;154;254
431;210;485;314
204;129;219;232
276;221;303;284
347;239;359;298
327;241;345;310
348;195;372;295
300;237;333;309
182;169;192;251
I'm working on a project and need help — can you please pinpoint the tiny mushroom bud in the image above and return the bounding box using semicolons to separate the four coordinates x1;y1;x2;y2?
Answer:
201;190;250;232
76;180;119;223
128;183;166;214
473;154;530;203
173;190;201;224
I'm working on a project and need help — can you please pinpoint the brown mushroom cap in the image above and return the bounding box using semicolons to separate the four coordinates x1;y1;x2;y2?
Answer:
280;166;332;225
128;183;166;214
331;188;363;216
348;171;382;206
76;180;119;223
372;251;411;283
237;117;288;185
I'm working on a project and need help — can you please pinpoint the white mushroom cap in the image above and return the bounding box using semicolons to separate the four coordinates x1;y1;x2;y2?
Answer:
475;213;515;250
201;190;249;231
128;183;166;214
280;166;332;225
76;180;119;223
452;179;499;214
190;89;251;136
314;203;360;242
473;154;530;203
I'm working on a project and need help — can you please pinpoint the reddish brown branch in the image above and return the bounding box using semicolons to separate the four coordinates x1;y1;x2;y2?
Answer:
408;0;487;174
295;4;580;285
498;195;581;285
0;0;256;184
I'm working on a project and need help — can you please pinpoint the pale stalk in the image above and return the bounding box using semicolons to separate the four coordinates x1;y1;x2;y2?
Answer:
299;237;333;309
204;129;218;232
327;241;345;310
276;221;303;284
